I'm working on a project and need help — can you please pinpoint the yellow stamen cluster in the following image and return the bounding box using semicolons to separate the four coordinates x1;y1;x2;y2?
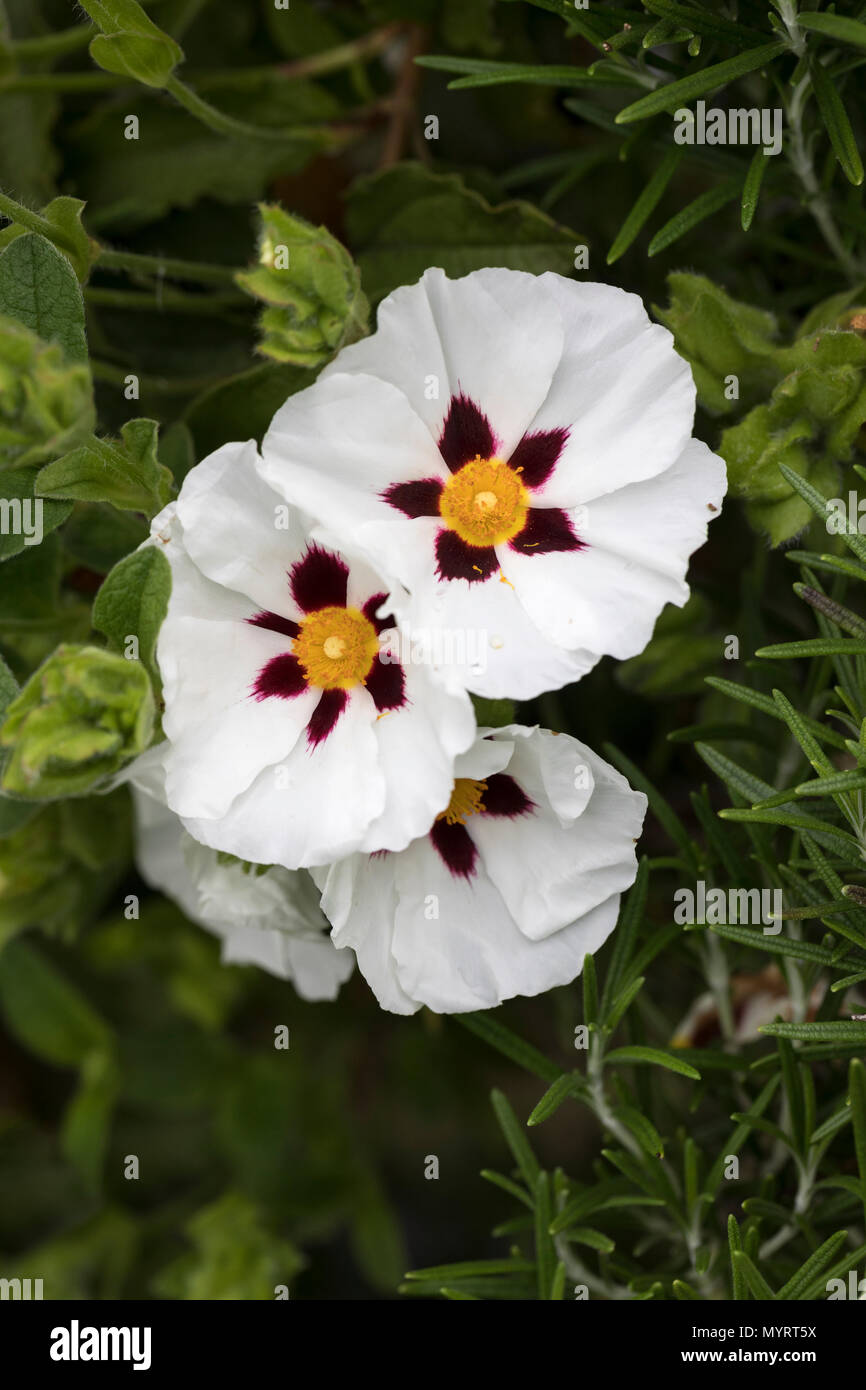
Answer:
293;605;379;689
439;456;529;547
437;778;488;825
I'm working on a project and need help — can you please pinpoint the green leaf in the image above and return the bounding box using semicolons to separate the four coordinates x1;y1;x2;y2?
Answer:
797;12;866;52
648;180;741;257
0;469;71;562
490;1088;540;1189
582;951;598;1027
849;1057;866;1226
741;146;769;231
527;1073;582;1127
455;1013;560;1081
760;1020;866;1044
60;1048;120;1191
346;163;585;305
732;1249;777;1300
0;938;111;1065
616;43;786;124
602;857;649;1011
0;234;88;364
607;148;683;264
92;545;171;687
559;1226;615;1253
534;1172;555;1300
777;1230;848;1300
811;59;864;187
709;923;841;968
36;419;174;517
779;462;866;564
605;1046;700;1080
616;1104;665;1157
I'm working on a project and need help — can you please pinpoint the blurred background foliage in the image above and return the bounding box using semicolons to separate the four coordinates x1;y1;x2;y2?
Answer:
1;0;866;1299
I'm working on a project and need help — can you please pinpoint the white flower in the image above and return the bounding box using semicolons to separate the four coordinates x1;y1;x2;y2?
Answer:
131;766;353;1001
147;438;475;869
258;268;727;699
311;724;647;1014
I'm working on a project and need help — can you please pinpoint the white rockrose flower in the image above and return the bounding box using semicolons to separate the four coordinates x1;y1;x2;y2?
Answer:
132;772;353;1001
147;437;475;870
311;725;647;1014
258;267;727;699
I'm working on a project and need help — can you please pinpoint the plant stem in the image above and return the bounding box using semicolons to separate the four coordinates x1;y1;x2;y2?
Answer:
586;1033;643;1158
786;72;866;280
95;248;237;285
0;189;79;254
10;25;95;60
85;285;248;314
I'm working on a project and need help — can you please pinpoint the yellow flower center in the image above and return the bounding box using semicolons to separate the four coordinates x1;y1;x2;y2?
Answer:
437;778;488;825
439;456;529;547
293;605;380;689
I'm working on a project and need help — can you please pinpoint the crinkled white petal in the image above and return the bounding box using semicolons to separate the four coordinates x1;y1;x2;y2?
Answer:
525;274;697;504
133;785;353;1000
316;723;645;1014
358;662;476;852
172;438;310;614
181;688;386;868
500;437;727;658
320;266;564;456
470;728;646;940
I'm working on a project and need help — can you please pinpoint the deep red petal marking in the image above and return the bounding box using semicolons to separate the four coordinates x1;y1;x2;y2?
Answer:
252;652;307;701
507;428;569;489
362;592;393;635
480;773;535;819
247;610;300;639
290;544;349;613
435;530;498;583
382;478;443;518
508;507;583;555
364;655;406;712
430;819;478;879
306;688;348;747
438;393;496;472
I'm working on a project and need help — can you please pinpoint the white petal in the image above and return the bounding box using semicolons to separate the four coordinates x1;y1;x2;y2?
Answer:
181;689;386;868
359;664;476;853
173;438;308;614
500;438;726;659
389;839;621;1014
159;615;316;820
322;266;564;456
526;275;697;504
470;729;646;941
133;787;352;997
260;371;446;538
389;553;599;699
317;854;419;1014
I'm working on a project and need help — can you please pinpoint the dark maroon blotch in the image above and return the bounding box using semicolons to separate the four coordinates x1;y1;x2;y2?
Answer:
252;652;307;701
430;818;478;880
290;544;349;613
507;428;569;490
435;530;499;584
480;773;535;820
382;478;443;518
306;688;349;748
438;393;496;473
364;655;406;712
509;507;582;556
247;610;300;640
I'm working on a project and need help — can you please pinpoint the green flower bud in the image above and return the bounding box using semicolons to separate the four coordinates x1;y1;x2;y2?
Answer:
0;645;154;799
236;204;369;368
721;331;866;545
655;272;782;415
0;314;95;471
